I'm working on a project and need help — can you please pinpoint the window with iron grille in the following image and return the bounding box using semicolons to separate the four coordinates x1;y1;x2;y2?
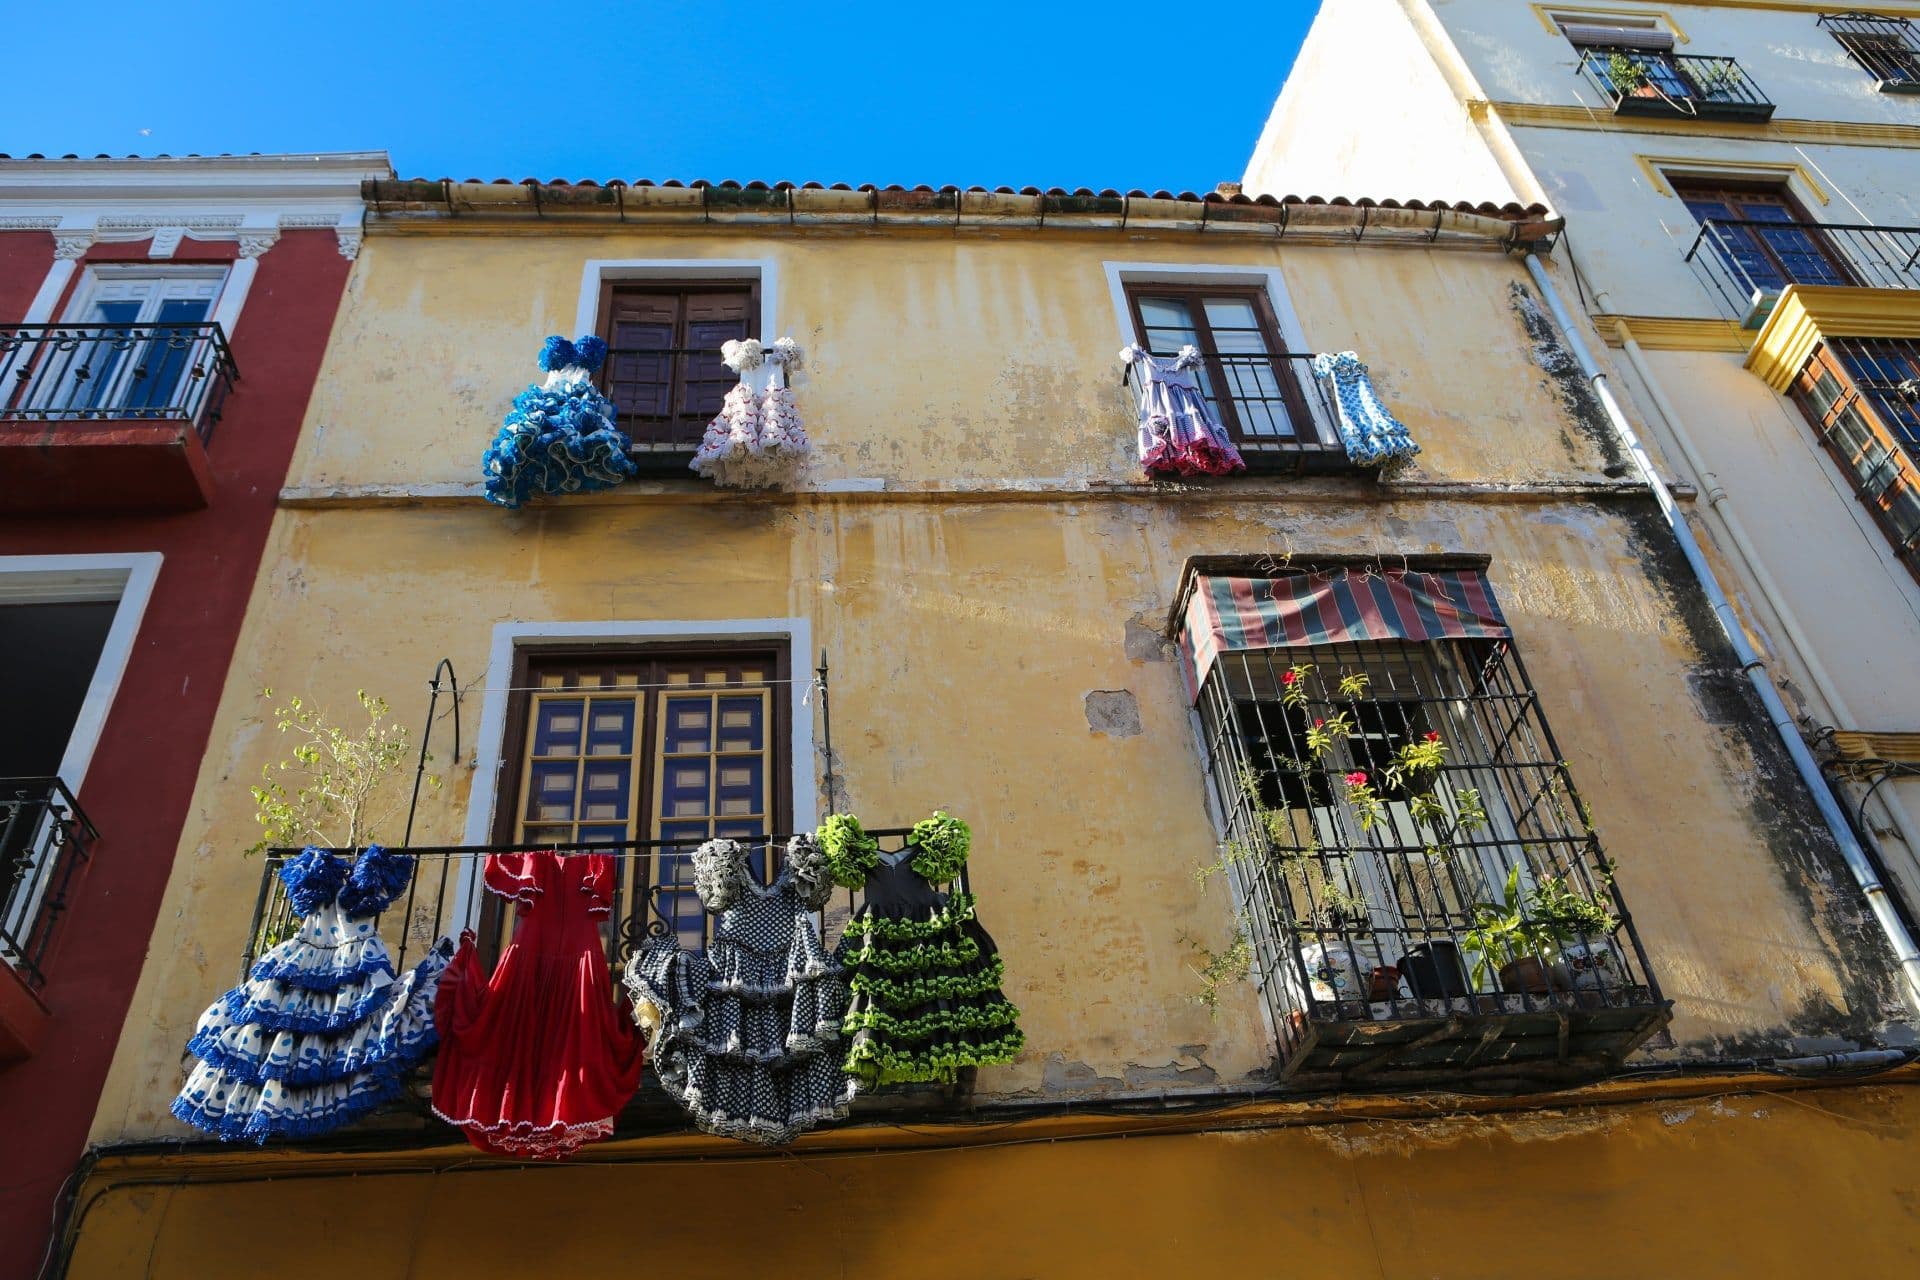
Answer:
1121;283;1331;466
595;282;757;459
1176;562;1661;1076
491;645;790;953
1820;13;1920;90
1791;339;1920;577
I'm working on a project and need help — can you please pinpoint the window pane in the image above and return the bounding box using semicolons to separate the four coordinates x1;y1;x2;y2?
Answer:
1137;297;1198;353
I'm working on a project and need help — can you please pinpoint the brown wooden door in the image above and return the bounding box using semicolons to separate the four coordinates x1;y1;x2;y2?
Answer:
598;285;756;447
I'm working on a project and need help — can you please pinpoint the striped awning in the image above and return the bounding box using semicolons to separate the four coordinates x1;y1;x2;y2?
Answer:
1177;569;1510;702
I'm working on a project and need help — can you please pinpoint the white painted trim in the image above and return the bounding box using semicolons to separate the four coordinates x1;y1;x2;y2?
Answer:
1101;260;1312;353
572;258;779;340
210;257;259;339
22;258;78;324
1100;260;1331;445
0;553;162;961
0;553;163;790
452;617;816;930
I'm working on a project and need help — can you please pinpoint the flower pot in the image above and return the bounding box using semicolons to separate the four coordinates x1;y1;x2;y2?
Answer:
1298;940;1381;1003
1497;955;1553;995
1552;940;1619;991
1398;941;1469;998
1367;965;1403;1001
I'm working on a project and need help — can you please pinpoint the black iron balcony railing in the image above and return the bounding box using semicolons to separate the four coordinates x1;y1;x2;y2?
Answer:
1683;218;1920;325
1122;351;1356;476
0;322;239;444
1;778;98;989
1194;638;1669;1083
599;345;736;464
1577;48;1776;121
1820;12;1920;93
243;828;946;980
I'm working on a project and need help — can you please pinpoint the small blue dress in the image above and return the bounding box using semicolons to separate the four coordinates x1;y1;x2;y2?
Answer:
172;846;452;1143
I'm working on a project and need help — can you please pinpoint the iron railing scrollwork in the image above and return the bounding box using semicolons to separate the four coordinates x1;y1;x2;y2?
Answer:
1;777;98;989
0;322;239;444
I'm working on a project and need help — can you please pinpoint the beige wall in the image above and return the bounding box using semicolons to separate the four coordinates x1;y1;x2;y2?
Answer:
91;222;1909;1146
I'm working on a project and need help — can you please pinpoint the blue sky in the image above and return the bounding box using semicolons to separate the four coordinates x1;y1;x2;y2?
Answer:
6;1;1314;192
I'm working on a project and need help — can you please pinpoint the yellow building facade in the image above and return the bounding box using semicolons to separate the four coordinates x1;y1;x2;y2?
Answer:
64;180;1920;1276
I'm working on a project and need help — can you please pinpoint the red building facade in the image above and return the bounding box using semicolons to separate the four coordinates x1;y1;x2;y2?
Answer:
0;153;388;1278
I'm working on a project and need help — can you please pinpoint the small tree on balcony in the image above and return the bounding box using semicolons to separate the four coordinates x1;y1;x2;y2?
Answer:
248;688;434;855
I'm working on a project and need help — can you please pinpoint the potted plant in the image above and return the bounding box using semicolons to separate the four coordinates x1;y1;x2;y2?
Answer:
1689;61;1745;102
1295;880;1394;1003
1530;873;1622;991
1462;867;1560;995
1604;51;1660;98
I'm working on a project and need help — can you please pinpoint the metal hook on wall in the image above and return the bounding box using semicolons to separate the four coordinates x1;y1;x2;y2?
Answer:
402;658;462;848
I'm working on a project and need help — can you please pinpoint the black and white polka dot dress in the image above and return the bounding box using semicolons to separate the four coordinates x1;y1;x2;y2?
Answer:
623;837;855;1145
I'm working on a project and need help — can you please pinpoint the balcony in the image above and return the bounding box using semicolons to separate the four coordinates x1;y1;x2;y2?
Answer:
1186;618;1671;1086
1577;48;1775;122
1685;219;1920;326
1;779;97;1060
0;322;238;512
1122;351;1358;477
239;828;965;1141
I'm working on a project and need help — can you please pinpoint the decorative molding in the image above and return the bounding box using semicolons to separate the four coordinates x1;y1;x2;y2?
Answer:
1528;3;1690;43
1746;285;1920;390
1633;154;1831;205
237;232;278;259
335;228;362;260
0;215;61;230
1597;313;1754;352
1488;101;1920;148
96;213;244;232
51;232;92;260
146;227;186;259
276;213;346;229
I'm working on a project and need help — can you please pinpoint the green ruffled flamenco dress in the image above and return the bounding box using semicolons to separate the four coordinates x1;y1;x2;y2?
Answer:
824;813;1023;1086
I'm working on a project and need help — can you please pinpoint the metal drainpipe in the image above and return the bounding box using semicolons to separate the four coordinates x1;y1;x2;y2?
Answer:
1604;315;1920;887
1521;252;1920;1010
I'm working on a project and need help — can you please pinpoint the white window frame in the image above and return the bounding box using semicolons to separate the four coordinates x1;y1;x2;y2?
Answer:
0;552;163;961
59;264;229;325
454;617;818;930
572;258;779;343
1101;260;1337;448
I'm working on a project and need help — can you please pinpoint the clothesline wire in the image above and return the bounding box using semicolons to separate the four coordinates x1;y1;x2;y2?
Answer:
437;678;814;695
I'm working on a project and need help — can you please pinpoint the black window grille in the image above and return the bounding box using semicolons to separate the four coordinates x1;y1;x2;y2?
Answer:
1820;12;1920;90
1192;634;1665;1080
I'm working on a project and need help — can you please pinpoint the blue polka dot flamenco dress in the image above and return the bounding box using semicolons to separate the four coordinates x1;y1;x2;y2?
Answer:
171;846;454;1143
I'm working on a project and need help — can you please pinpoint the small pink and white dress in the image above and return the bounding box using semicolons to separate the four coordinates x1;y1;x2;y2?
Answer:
1120;344;1246;477
690;337;811;488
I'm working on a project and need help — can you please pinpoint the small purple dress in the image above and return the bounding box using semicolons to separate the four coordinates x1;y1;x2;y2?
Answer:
1121;344;1246;476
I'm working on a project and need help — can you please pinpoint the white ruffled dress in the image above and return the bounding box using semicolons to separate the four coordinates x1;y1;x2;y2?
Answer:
690;337;811;488
171;846;452;1143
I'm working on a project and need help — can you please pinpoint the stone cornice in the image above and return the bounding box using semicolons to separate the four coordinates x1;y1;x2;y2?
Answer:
1481;101;1920;148
1746;285;1920;390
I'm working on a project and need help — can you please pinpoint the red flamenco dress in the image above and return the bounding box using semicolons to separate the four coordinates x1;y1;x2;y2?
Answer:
431;852;644;1158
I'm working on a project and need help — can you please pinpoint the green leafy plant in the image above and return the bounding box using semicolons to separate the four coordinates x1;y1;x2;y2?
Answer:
1461;866;1559;988
1528;873;1620;940
1302;877;1373;935
1384;730;1447;791
248;688;430;856
1280;663;1314;708
1605;51;1650;93
1340;769;1386;832
1180;924;1254;1015
1304;710;1353;758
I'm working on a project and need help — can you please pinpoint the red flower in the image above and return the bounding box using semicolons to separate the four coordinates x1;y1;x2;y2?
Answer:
1424;731;1442;743
1344;770;1369;787
1313;718;1325;728
1281;670;1299;685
